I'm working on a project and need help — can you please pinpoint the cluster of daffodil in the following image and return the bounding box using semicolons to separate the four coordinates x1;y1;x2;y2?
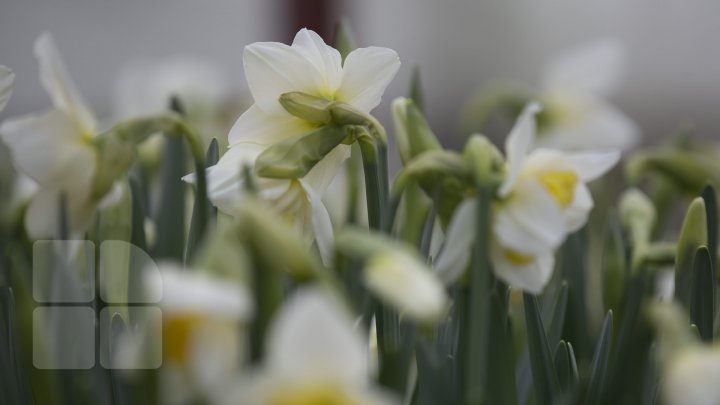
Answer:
0;24;719;405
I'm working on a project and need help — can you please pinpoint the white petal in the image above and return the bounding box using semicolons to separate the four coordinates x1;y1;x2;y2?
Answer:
664;348;720;405
0;66;15;112
363;250;448;323
301;179;335;266
291;28;343;93
490;244;555;294
494;178;566;254
433;198;476;284
34;33;96;133
243;41;327;114
498;102;541;197
25;188;61;238
266;288;368;382
97;181;124;210
336;47;401;112
522;148;620;182
302;144;351;194
542;39;625;96
0;110;96;189
227;104;315;147
564;183;594;233
537;93;640;152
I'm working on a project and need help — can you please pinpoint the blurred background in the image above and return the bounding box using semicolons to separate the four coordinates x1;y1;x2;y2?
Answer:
1;0;719;148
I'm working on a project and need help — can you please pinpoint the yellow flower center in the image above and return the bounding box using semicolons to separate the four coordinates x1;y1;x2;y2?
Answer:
269;383;360;405
163;315;202;364
504;249;535;266
537;170;578;208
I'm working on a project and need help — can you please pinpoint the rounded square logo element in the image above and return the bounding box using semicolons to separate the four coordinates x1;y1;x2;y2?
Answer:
33;306;95;369
99;306;162;369
33;240;95;303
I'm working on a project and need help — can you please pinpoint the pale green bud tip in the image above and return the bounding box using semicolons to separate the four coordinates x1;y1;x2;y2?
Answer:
463;134;503;186
678;198;708;253
619;188;656;230
279;92;334;124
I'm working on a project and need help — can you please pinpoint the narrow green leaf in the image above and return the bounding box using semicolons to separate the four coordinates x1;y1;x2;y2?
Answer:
486;292;517;405
701;184;717;261
602;212;627;314
547;281;569;348
333;18;355;61
554;341;571;392
690;246;714;341
584;311;613;405
409;66;424;111
567;342;579;384
129;177;148;252
561;231;591;359
524;292;560;405
675;197;708;309
154;136;187;260
185;138;218;264
415;338;457;405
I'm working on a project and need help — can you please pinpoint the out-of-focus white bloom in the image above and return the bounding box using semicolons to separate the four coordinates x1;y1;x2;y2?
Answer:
664;347;720;405
435;103;619;293
192;28;400;259
222;288;397;405
536;39;640;151
0;66;15;112
0;33;121;238
363;250;448;324
144;262;254;404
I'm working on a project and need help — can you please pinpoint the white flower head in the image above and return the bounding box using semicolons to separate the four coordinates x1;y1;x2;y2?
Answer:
0;33;121;238
537;39;640;151
435;103;619;293
222;287;398;405
192;28;400;260
363;249;449;324
663;347;720;405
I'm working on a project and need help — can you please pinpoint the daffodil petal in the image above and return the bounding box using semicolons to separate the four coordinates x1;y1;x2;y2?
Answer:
664;347;720;405
433;198;475;284
523;148;619;182
301;179;335;265
491;244;555;294
243;41;326;114
302;144;350;194
291;28;343;93
564;182;593;233
34;33;97;133
542;39;625;96
498;102;541;197
266;288;368;382
25;188;61;238
336;47;400;112
494;178;566;254
0;66;15;112
0;109;95;188
227;104;315;147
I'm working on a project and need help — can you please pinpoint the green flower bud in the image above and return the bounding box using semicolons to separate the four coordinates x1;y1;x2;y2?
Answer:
392;97;441;164
619;188;656;251
462;134;504;188
279;92;334;125
626;148;720;195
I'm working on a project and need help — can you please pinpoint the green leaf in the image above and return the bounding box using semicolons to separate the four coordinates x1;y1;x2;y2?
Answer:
486;291;517;405
332;18;355;61
690;246;714;341
255;125;349;179
584;311;613;405
675;197;708;309
602;212;627;314
409;66;424;112
560;231;591;359
185;138;218;264
0;287;30;405
547;281;569;348
154;136;187;260
554;341;572;392
701;183;717;275
523;292;560;405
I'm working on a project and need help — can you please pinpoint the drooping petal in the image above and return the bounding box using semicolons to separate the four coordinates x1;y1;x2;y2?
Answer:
363;250;449;323
0;66;15;112
266;288;368;382
291;28;343;93
243;41;327;114
498;102;541;197
494;178;566;254
490;243;555;294
336;47;400;112
564;183;593;233
0;110;96;189
542;39;625;96
34;33;97;134
302;144;350;194
433;198;476;284
302;179;335;265
227;104;315;147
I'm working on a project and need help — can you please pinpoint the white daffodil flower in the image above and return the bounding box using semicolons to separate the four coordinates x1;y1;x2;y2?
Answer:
144;262;254;404
363;250;449;324
0;33;121;238
536;39;640;151
221;287;398;405
191;28;400;261
0;66;15;112
435;103;619;293
663;346;720;405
